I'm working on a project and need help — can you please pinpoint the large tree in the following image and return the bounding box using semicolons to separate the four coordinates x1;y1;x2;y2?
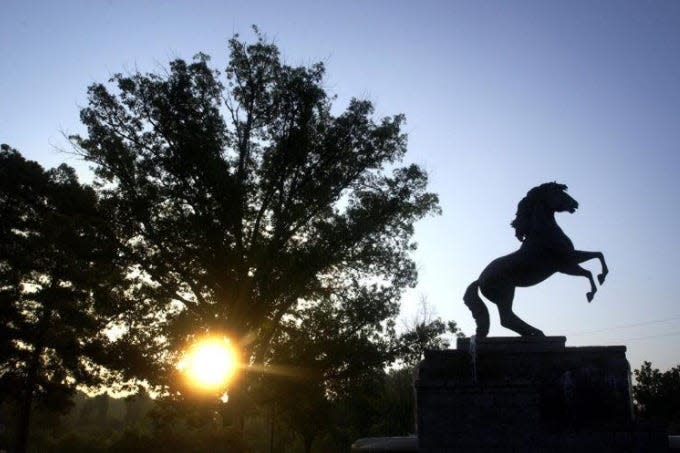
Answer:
0;145;125;452
70;30;439;395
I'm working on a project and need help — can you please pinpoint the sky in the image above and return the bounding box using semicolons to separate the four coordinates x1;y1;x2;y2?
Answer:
2;0;680;371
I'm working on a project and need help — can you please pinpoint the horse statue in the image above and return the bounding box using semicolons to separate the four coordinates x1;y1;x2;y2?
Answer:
463;182;608;337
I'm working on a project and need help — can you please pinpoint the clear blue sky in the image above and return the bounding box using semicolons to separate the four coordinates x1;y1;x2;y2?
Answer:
2;0;679;370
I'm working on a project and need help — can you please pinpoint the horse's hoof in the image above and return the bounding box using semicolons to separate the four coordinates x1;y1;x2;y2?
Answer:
587;292;594;303
598;274;606;285
523;329;545;337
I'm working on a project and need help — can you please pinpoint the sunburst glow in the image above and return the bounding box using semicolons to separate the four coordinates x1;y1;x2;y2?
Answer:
178;337;239;390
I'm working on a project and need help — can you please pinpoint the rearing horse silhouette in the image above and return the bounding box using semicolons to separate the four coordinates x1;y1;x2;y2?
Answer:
463;182;608;337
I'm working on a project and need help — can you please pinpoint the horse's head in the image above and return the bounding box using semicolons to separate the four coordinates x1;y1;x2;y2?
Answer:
511;182;577;241
541;182;578;214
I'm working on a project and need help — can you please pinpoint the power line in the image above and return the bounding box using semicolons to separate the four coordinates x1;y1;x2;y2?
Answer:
616;330;680;342
568;315;680;337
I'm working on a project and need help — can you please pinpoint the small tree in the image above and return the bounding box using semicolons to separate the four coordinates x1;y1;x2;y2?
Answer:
397;296;464;368
0;146;126;452
633;361;680;432
260;294;395;452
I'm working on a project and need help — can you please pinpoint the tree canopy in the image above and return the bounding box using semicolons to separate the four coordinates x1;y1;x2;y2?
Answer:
69;29;440;395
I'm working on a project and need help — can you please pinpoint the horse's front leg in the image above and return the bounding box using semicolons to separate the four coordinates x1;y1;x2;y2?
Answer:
572;250;608;284
560;263;597;302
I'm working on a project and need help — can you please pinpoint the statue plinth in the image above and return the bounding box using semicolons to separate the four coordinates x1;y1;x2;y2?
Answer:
415;337;667;452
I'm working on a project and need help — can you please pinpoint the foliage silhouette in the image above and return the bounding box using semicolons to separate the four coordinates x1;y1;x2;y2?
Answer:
0;145;126;452
397;296;464;368
68;27;440;409
633;361;680;433
257;294;398;452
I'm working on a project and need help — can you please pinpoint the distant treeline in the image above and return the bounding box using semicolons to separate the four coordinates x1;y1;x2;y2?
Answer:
0;367;417;452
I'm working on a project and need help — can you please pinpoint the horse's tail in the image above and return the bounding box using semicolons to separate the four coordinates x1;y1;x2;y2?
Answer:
463;281;489;337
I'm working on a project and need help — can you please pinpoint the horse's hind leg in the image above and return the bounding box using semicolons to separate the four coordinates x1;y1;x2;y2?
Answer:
482;285;545;337
464;281;490;337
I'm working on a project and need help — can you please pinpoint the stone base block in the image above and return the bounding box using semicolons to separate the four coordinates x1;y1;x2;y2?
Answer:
415;336;667;452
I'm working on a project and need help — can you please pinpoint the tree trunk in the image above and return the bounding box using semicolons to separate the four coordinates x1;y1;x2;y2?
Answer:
269;403;276;453
16;308;51;453
15;345;41;453
16;389;33;453
303;434;314;453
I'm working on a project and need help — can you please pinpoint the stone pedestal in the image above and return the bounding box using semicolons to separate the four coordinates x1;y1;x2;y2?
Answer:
415;336;667;452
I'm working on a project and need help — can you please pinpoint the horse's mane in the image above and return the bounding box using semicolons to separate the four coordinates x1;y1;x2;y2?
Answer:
511;182;568;241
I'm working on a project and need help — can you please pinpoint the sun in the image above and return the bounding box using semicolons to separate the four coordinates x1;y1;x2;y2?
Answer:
178;337;239;391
